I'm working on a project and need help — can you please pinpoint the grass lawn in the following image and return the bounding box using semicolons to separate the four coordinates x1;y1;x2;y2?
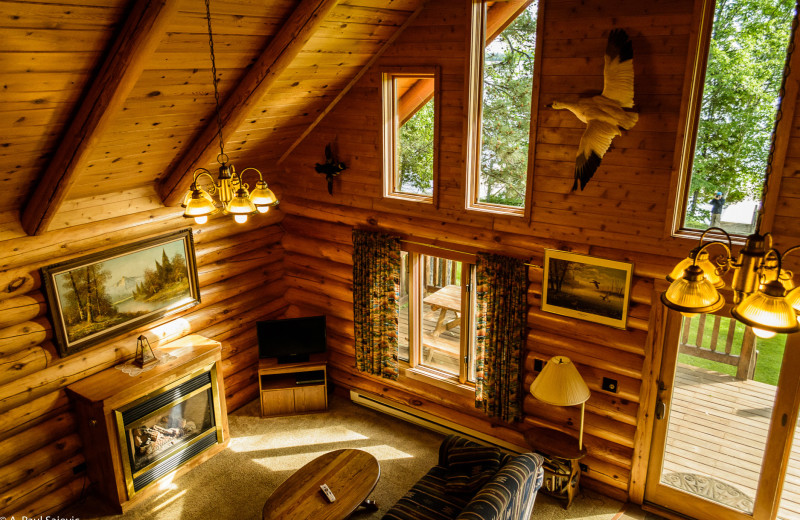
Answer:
677;315;787;386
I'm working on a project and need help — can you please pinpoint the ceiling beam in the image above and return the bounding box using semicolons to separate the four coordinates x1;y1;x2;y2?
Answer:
158;0;339;207
19;0;180;236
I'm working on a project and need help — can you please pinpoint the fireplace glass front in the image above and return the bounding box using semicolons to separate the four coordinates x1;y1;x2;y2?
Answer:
115;367;223;496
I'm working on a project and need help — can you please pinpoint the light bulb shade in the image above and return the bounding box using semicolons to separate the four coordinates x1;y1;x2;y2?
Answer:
667;251;724;288
183;190;218;219
250;180;277;208
529;356;590;406
731;281;800;334
787;286;800;315
225;188;256;216
181;184;214;208
661;265;725;314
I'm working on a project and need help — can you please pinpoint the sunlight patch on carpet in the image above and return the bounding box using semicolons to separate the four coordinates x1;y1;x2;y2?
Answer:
255;444;413;471
229;426;368;451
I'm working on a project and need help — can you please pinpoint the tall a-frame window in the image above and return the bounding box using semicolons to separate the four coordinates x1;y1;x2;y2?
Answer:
466;0;540;215
676;0;795;237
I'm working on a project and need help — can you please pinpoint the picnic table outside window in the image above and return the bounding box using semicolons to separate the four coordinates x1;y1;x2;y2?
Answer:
422;284;462;337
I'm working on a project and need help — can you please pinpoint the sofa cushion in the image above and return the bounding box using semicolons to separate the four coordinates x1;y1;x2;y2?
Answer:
456;452;545;520
445;446;503;493
382;465;474;520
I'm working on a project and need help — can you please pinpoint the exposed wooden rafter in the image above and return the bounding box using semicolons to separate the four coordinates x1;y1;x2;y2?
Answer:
158;0;339;207
19;0;180;237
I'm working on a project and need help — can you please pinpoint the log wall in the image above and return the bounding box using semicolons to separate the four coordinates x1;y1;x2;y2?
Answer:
271;0;800;502
0;209;286;517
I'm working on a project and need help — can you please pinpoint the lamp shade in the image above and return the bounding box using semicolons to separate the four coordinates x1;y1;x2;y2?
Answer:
667;251;724;288
731;280;800;334
661;265;725;314
787;286;800;316
529;356;590;406
249;180;277;212
225;187;257;215
183;189;218;219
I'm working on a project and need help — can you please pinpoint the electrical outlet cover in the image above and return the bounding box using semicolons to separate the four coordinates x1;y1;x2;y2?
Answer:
602;377;618;393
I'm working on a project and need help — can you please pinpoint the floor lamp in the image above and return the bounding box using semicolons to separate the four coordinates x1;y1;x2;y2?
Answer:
529;356;591;450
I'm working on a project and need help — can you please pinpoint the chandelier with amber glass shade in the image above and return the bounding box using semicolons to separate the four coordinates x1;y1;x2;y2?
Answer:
661;228;800;338
181;0;278;225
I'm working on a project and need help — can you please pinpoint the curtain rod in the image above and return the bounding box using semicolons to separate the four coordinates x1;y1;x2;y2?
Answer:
400;239;543;269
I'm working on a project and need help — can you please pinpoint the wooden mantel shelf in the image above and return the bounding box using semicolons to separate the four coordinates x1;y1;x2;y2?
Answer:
67;334;221;410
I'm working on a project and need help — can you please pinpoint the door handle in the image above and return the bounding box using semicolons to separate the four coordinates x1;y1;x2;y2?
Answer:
655;399;666;420
655;380;668;420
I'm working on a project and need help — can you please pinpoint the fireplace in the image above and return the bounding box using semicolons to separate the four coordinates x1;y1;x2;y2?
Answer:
67;335;229;512
115;367;223;497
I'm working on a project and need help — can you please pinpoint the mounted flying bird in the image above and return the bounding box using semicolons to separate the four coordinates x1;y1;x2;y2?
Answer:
549;29;638;191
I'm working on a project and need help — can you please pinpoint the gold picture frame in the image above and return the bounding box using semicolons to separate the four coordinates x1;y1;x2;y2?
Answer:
541;249;633;329
42;229;200;357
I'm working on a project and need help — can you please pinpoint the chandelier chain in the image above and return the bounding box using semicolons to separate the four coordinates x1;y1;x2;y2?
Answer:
761;1;799;231
204;0;226;161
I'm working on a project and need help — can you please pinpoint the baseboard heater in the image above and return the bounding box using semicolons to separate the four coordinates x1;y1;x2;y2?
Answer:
349;390;528;453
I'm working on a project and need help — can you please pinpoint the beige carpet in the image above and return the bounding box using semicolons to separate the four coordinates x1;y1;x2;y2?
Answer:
62;393;655;520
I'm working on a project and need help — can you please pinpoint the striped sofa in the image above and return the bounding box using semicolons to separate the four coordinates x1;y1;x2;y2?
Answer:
383;435;545;520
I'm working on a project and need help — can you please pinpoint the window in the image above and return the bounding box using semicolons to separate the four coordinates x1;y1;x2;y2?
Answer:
382;70;439;203
398;249;476;385
676;0;795;236
466;0;540;214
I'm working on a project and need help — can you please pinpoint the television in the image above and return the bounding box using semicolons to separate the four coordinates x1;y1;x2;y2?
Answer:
257;315;327;364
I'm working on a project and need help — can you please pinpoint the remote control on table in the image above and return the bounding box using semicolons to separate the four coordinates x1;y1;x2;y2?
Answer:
320;483;336;503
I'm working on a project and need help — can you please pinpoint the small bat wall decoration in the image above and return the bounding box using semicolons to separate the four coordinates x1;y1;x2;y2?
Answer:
314;143;347;195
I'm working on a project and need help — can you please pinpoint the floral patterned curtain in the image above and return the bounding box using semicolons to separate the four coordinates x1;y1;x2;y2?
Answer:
474;252;527;422
352;229;401;380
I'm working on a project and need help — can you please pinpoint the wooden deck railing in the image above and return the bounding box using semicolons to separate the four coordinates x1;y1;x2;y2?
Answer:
679;314;757;380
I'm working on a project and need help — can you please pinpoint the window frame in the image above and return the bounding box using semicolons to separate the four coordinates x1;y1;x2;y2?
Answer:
464;0;542;218
381;67;441;206
399;243;477;391
666;0;797;241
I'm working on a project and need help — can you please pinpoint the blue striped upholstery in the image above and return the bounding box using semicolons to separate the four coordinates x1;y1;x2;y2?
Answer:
383;436;544;520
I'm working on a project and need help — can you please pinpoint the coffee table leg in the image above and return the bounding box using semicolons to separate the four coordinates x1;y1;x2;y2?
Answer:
361;499;378;511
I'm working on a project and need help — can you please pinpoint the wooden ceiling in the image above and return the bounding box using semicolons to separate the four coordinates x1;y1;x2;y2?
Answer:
0;0;423;235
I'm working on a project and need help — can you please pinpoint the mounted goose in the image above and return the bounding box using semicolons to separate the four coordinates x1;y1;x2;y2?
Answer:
550;29;638;191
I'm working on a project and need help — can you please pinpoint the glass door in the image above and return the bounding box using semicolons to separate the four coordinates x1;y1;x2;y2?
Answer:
644;309;800;520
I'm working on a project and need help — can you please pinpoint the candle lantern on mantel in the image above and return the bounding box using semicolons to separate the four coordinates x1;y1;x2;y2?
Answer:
134;335;157;368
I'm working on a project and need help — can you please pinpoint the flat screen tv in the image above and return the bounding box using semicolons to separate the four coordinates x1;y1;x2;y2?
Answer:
257;315;326;364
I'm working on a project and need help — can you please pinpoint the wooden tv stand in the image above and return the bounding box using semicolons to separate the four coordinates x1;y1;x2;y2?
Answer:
258;358;328;417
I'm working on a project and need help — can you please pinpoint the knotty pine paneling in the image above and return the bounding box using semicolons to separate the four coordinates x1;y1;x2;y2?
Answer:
263;0;774;502
0;209;286;517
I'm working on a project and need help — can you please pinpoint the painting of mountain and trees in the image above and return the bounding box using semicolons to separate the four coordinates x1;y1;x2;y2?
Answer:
42;230;200;357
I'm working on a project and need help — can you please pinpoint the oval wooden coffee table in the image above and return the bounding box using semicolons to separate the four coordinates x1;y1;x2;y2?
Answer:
262;448;380;520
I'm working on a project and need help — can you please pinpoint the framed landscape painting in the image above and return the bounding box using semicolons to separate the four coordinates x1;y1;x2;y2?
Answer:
42;229;200;357
541;249;633;329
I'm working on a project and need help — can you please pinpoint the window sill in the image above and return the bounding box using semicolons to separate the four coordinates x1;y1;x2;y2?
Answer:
672;226;749;247
402;365;475;398
384;193;434;204
466;202;525;217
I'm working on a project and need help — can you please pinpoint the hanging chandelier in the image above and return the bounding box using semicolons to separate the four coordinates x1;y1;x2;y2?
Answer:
182;0;278;225
661;228;800;338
